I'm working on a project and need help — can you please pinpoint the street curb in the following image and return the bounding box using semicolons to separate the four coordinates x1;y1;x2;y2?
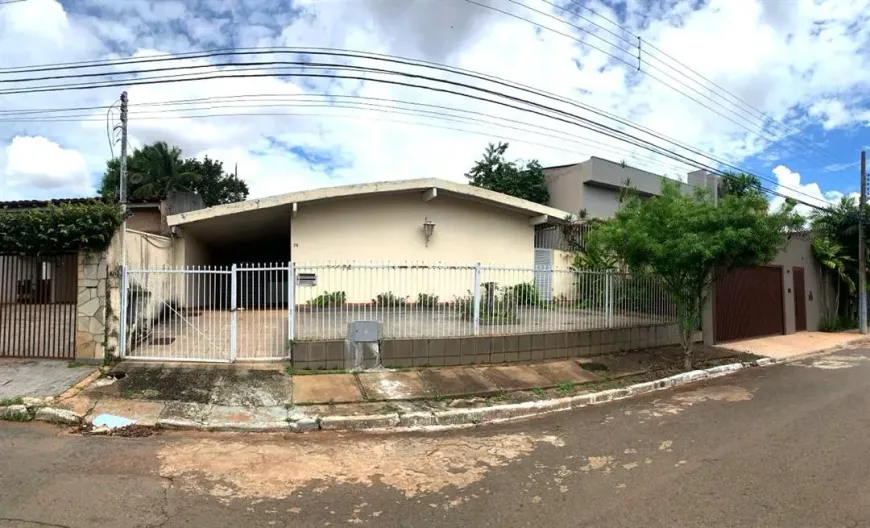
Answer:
4;339;869;433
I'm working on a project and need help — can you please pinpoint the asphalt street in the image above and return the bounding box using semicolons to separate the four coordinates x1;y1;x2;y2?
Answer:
3;348;870;527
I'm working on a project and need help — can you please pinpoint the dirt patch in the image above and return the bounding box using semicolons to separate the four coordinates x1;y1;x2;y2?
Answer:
158;432;564;501
91;367;289;406
74;423;156;437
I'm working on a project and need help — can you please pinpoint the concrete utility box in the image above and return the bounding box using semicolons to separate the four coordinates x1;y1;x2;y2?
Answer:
349;320;379;343
345;321;381;370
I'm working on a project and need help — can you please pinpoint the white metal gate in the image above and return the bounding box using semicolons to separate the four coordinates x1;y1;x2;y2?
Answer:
119;263;295;362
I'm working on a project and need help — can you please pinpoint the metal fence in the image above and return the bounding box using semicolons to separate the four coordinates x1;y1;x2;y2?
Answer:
295;263;677;340
120;261;677;362
0;254;78;359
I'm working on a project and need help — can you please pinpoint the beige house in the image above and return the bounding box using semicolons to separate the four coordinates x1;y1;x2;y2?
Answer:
166;178;574;304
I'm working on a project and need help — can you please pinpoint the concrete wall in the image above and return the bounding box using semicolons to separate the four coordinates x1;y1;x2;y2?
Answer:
551;249;576;298
127;208;162;235
75;252;108;360
291;193;536;304
292;323;693;369
543;163;588;214
104;230;179;360
773;236;835;333
583;185;622;218
543;157;693;218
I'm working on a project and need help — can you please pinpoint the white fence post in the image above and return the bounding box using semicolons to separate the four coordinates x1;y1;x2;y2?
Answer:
118;265;128;358
287;261;295;357
473;262;482;335
230;263;237;362
605;270;614;328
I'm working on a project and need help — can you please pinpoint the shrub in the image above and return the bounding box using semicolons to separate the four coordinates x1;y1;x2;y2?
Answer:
509;282;541;306
417;293;439;308
307;291;346;308
455;287;519;325
373;291;407;307
819;315;858;332
0;201;122;255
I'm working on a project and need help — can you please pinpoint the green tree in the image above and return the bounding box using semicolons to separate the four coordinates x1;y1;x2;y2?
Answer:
811;236;855;319
591;180;802;369
720;172;763;198
466;142;549;204
99;142;249;207
809;196;866;316
181;156;249;206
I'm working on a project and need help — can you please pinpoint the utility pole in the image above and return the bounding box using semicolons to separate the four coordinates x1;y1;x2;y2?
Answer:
119;91;129;268
860;150;867;334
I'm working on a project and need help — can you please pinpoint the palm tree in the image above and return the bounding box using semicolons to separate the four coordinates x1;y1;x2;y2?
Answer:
128;142;200;197
812;236;855;317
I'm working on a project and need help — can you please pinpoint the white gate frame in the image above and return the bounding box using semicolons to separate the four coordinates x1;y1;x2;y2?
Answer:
120;264;296;362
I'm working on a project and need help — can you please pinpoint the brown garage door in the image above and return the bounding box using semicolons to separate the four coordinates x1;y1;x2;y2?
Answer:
714;266;784;343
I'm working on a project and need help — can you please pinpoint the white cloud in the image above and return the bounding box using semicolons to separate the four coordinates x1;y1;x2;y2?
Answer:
3;136;90;195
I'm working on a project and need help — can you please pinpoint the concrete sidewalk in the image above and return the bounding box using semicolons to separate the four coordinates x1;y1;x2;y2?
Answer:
0;359;99;399
39;344;747;431
5;331;866;433
716;331;865;360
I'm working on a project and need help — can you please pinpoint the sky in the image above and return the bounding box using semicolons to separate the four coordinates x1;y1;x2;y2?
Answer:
0;0;869;215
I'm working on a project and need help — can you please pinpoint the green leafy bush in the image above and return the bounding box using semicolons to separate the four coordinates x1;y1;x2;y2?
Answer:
416;293;439;308
0;202;123;256
373;291;407;307
819;315;857;332
455;286;519;325
509;282;541;306
307;291;346;308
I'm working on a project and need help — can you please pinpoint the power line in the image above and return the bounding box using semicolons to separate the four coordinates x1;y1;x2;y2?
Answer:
549;0;838;165
0;48;832;209
0;44;816;197
486;0;838;169
0;96;697;175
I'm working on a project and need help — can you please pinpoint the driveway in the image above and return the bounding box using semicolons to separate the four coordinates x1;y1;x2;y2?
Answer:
0;359;97;399
3;348;870;527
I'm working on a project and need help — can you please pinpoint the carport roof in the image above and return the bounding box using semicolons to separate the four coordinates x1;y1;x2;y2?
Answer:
167;178;575;227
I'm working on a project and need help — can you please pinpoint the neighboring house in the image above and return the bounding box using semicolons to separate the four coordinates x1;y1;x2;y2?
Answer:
539;156;835;342
542;156;713;218
127;191;205;236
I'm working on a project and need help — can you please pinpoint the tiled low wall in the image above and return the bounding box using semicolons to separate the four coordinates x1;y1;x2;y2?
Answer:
291;324;694;370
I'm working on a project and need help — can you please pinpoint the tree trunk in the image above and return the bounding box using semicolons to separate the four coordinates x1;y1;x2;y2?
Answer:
679;327;693;370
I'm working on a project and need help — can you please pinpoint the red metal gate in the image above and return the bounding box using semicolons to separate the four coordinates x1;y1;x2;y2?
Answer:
0;254;77;358
793;266;807;332
714;266;784;343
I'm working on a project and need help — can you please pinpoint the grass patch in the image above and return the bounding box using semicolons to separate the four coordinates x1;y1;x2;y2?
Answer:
531;387;546;398
486;391;507;404
4;409;33;422
555;381;576;395
579;362;609;372
67;361;87;368
380;403;402;414
0;396;23;406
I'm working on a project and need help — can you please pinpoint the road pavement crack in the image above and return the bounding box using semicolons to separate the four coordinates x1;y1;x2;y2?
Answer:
0;518;72;528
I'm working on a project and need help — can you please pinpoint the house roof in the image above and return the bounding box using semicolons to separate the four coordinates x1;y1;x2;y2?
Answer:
167;178;575;227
